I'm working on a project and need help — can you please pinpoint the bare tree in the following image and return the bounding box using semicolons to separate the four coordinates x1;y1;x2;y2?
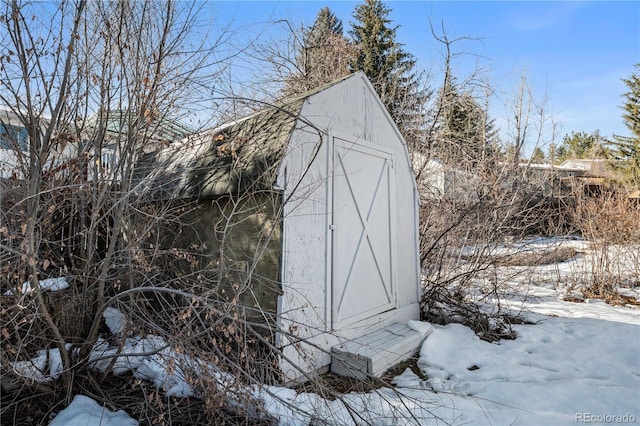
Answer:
0;1;247;421
416;23;569;342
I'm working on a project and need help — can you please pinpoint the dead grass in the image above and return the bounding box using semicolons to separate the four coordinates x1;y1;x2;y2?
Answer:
493;246;578;267
563;290;640;307
292;372;385;399
381;356;425;381
582;288;640;307
293;356;425;400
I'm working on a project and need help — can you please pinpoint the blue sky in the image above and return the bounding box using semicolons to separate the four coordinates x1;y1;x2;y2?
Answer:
208;1;639;152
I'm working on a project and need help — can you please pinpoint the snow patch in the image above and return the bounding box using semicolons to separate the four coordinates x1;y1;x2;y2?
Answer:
49;395;137;426
407;320;433;338
390;367;423;388
9;344;72;385
4;277;69;296
103;307;126;335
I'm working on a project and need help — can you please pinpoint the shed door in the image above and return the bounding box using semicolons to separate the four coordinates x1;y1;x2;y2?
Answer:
331;137;396;328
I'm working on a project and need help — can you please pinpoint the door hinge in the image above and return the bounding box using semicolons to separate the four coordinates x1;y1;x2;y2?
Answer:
329;224;335;230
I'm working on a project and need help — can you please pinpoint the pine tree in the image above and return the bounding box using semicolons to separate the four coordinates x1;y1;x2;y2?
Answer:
434;79;500;170
547;142;557;164
307;6;343;45
349;0;428;147
283;7;354;96
608;64;640;188
530;146;546;163
556;131;607;162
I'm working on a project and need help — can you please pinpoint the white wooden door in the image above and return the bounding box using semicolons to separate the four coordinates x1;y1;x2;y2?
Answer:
331;137;396;328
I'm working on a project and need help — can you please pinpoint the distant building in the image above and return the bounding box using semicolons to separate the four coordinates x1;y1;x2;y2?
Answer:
85;109;194;176
0;107;192;181
0;108;51;180
412;155;477;201
525;159;621;199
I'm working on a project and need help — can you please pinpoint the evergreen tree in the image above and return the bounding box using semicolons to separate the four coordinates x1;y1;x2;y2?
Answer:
556;131;607;162
435;79;500;170
283;7;354;96
350;0;398;84
531;146;546;163
547;142;557;164
608;64;640;188
307;6;343;45
502;143;521;163
349;0;428;147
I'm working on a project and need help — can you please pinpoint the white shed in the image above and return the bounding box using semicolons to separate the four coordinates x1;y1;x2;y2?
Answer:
274;72;423;381
140;72;423;383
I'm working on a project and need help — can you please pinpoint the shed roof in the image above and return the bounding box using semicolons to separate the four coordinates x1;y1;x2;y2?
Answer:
136;99;306;199
136;74;359;199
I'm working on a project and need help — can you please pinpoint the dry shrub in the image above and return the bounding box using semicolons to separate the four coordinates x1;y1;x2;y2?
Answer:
1;189;281;424
1;285;280;425
571;191;640;244
569;191;640;302
418;167;548;342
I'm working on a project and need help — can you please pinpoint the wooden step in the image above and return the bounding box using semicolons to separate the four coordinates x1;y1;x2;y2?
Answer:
331;323;427;379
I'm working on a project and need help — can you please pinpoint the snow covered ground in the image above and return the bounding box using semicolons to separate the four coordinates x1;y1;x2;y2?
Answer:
42;238;640;425
49;395;137;426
